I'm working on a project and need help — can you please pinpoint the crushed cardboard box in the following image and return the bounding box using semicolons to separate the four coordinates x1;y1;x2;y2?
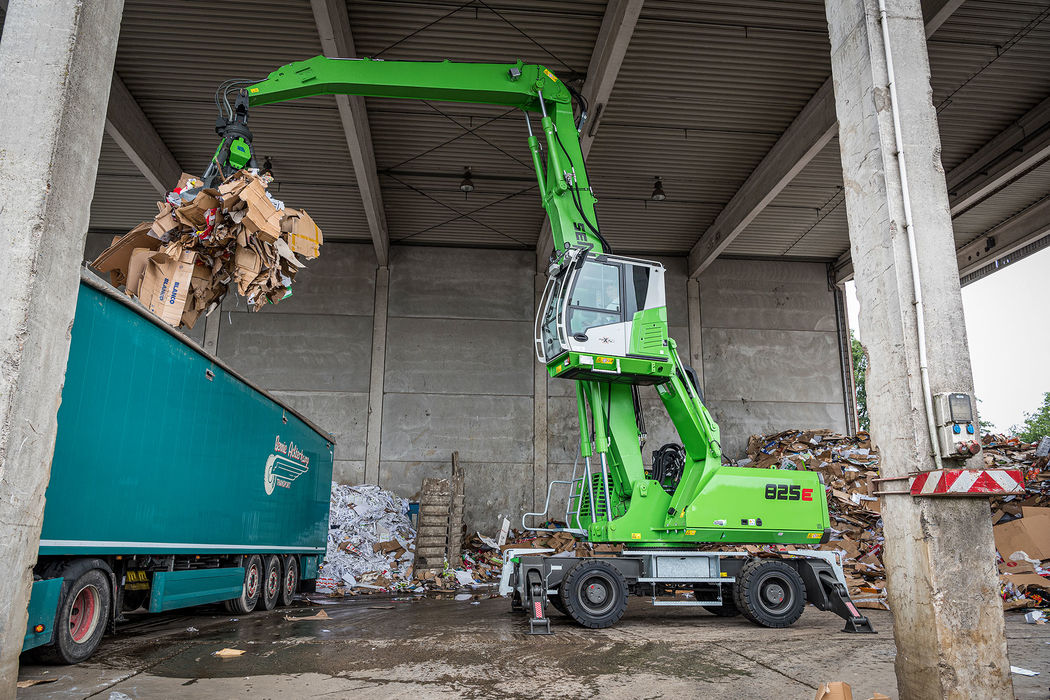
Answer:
90;169;323;329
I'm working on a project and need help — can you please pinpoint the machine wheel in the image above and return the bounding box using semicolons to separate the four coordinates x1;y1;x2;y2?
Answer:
225;554;262;614
561;560;629;629
38;560;112;664
261;555;281;611
548;593;569;616
280;555;299;607
733;559;806;628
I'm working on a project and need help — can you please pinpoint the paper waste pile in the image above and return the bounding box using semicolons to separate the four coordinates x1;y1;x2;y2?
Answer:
90;170;322;329
317;484;416;594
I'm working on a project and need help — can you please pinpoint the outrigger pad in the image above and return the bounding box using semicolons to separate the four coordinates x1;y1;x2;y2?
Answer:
843;615;876;634
528;616;552;635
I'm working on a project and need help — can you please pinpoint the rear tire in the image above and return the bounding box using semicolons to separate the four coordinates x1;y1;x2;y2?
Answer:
225;554;262;614
733;559;806;628
561;560;629;629
280;555;299;607
261;555;281;611
38;561;112;664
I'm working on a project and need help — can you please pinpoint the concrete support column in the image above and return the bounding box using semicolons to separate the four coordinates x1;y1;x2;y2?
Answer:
0;0;124;691
364;266;389;485
825;1;1011;697
686;278;704;391
533;273;548;511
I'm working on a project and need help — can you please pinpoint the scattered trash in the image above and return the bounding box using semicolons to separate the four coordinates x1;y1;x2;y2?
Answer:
284;609;329;621
212;648;246;658
16;679;57;688
108;693;134;700
1024;610;1046;624
186;626;199;632
814;681;852;700
1010;665;1040;676
90;169;322;329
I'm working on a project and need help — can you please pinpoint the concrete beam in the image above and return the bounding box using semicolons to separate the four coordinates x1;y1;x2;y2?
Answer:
105;73;182;194
947;94;1050;216
310;0;390;267
826;0;1010;696
687;0;965;279
0;0;123;690
957;194;1050;277
536;0;642;269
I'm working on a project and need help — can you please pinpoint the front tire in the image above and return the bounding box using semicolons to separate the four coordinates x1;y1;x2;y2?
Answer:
733;559;806;628
280;555;299;607
39;561;112;664
561;560;629;629
225;554;262;614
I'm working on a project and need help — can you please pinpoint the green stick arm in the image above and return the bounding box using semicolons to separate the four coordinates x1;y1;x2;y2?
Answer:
244;55;603;255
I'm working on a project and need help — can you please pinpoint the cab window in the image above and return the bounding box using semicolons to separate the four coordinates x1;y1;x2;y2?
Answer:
567;260;622;334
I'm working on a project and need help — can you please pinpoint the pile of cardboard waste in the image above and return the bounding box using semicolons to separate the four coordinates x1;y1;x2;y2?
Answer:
741;429;1050;612
90;170;322;329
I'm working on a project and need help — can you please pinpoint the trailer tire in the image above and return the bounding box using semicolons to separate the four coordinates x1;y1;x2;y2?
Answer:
261;555;281;611
38;560;112;664
280;555;299;607
733;559;806;628
561;560;629;629
226;554;262;614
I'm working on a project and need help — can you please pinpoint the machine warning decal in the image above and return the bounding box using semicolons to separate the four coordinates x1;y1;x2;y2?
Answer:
764;484;813;501
264;435;311;495
543;68;559;82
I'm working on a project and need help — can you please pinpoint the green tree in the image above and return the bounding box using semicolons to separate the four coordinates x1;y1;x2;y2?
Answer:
1015;391;1050;443
851;331;869;432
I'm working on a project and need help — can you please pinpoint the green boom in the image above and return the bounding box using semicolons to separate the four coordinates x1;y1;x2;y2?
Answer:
233;55;830;547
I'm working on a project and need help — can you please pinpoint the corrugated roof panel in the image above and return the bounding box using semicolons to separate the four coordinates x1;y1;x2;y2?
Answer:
952;158;1050;247
89;133;161;233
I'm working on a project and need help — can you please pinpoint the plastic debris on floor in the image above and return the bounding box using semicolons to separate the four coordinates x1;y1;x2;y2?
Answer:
317;484;416;594
89;169;322;329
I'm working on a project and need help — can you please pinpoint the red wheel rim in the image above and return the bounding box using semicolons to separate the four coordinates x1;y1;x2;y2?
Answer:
246;563;259;598
285;566;296;596
266;565;279;598
69;585;101;643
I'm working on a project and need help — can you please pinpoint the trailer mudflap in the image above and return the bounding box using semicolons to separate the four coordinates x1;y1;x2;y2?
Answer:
23;578;64;651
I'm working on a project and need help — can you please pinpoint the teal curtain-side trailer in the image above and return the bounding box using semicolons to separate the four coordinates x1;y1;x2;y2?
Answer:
22;271;334;663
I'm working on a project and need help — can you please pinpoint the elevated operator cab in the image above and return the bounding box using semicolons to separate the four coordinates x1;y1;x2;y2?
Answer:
535;247;676;384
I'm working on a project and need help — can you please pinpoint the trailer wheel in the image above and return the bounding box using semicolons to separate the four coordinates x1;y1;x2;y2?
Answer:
261;555;281;611
38;560;112;664
280;555;299;607
733;559;806;628
561;560;629;629
226;554;262;614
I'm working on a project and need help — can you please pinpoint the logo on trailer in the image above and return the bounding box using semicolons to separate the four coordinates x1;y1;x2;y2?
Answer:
264;435;311;495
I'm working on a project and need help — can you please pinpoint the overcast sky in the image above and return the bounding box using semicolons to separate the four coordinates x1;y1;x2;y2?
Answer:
846;245;1048;433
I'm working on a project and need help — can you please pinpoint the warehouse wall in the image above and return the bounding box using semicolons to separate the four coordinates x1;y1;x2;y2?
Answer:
698;259;849;457
80;237;849;530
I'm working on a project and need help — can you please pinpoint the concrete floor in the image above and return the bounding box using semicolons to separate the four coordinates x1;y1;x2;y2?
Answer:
16;595;1050;699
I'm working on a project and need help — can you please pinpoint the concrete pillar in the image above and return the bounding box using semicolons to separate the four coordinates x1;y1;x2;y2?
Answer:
825;1;1012;697
0;0;124;691
364;266;389;485
533;273;549;511
686;278;704;391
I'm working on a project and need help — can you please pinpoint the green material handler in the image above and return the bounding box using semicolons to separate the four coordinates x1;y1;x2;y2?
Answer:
210;55;874;634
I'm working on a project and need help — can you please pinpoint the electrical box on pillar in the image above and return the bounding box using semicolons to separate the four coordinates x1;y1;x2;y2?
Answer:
933;392;980;458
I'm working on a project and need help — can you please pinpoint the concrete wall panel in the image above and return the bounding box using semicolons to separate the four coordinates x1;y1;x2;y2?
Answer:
699;260;837;332
218;312;373;392
379;460;453;500
384;317;533;395
334;460;365;484
463;463;533;532
380;393;533;464
702;328;845;405
388;247;533;320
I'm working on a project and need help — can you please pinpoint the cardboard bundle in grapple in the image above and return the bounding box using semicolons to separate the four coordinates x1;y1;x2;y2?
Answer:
90;171;323;328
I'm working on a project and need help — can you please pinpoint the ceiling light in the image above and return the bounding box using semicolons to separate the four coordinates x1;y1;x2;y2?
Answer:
459;167;475;193
651;176;666;201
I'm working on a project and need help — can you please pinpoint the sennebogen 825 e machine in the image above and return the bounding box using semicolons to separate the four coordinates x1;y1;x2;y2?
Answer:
210;55;874;635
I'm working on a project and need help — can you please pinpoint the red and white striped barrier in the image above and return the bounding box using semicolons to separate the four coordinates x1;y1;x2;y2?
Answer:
910;468;1024;496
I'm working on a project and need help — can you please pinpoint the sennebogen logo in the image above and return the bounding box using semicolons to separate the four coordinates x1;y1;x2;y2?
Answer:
264;435;310;495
